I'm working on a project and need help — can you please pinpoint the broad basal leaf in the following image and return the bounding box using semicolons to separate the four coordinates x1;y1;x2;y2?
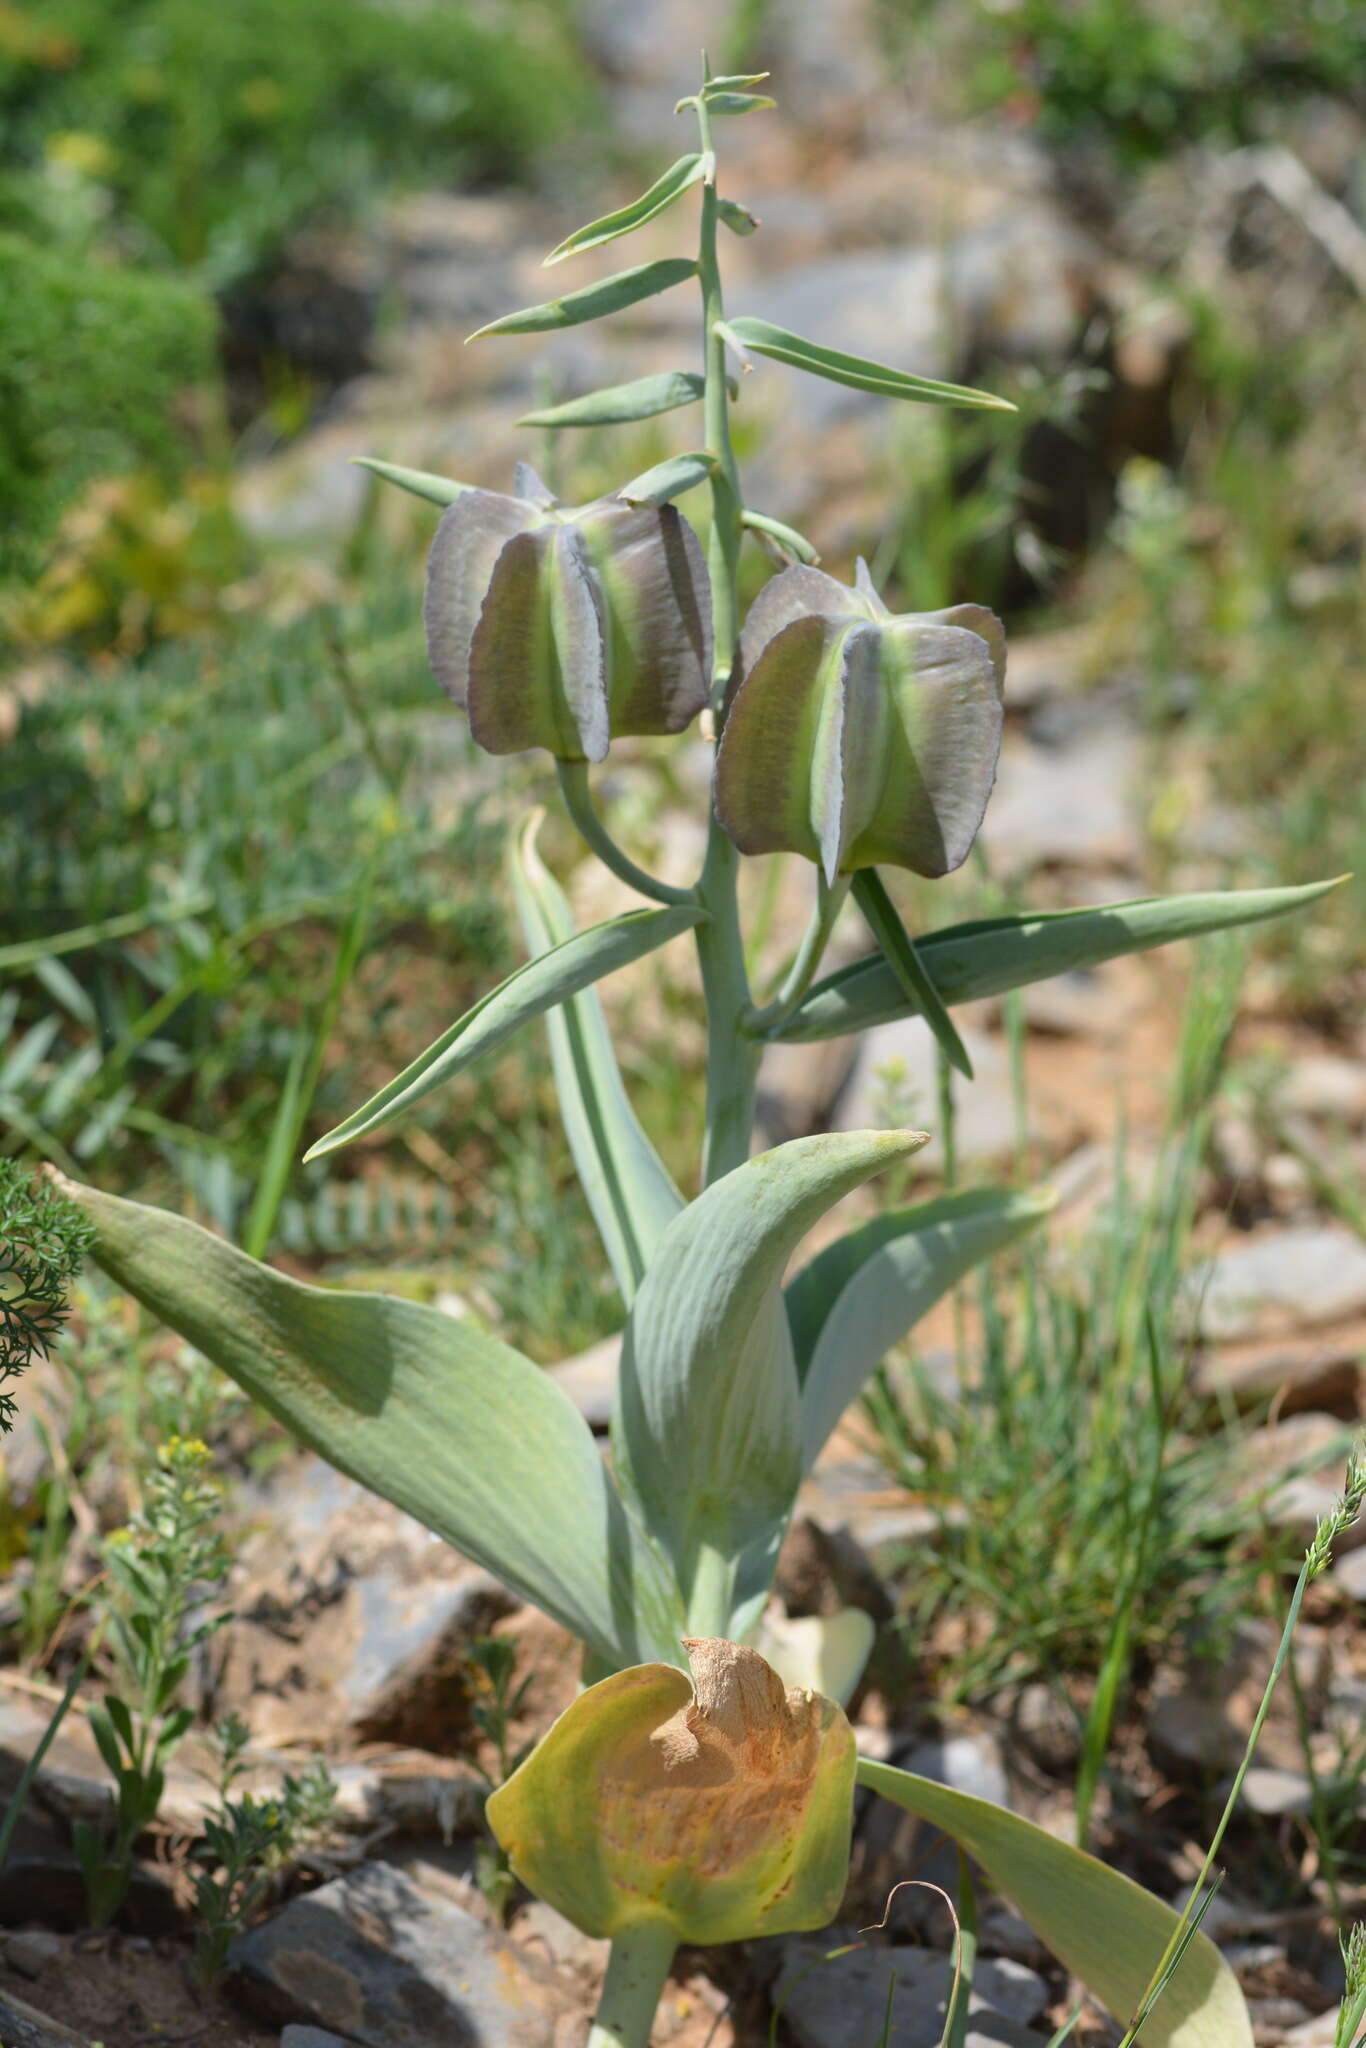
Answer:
787;1188;1054;1469
512;814;684;1305
64;1180;684;1669
468;259;698;340
859;1758;1253;2048
614;1130;927;1611
545;155;707;264
724;316;1015;411
773;878;1344;1044
518;372;707;429
307;897;704;1158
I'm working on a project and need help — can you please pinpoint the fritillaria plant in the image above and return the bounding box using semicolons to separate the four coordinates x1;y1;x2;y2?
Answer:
62;59;1336;2048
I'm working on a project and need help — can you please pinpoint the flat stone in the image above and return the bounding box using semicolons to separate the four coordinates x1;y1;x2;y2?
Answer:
1192;1326;1365;1415
1229;1413;1365;1552
2;1932;62;1980
1332;1547;1366;1600
775;1937;1047;2048
281;2031;358;2048
215;1458;518;1751
1239;1767;1315;1817
231;1859;558;2045
1280;2010;1341;2045
1278;1054;1366;1124
1191;1227;1366;1342
1149;1620;1330;1776
983;725;1143;871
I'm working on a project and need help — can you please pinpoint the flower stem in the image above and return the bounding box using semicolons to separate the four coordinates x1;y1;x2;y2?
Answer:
587;1918;677;2048
693;78;759;1187
556;762;694;907
746;875;850;1036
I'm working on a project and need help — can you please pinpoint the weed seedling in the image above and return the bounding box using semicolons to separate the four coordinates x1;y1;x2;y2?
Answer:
75;1435;230;1927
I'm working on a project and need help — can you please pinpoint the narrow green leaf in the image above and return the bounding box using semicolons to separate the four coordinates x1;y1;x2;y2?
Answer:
741;509;820;562
723;316;1016;411
351;457;474;507
518;371;706;429
468;259;698;340
545;154;706;264
703;71;771;89
788;1187;1054;1468
615;1130;928;1598
65;1179;684;1670
512;813;685;1306
617;450;716;509
773;878;1346;1044
852;869;974;1079
859;1758;1253;2047
0;895;212;974
87;1703;124;1779
705;91;777;114
306;897;704;1159
718;197;760;236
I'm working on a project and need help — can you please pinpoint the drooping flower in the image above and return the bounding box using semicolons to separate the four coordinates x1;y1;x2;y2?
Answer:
715;561;1005;880
423;463;712;761
486;1637;856;1944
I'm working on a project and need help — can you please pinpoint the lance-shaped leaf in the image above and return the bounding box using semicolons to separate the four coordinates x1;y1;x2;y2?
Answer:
545;154;707;263
724;316;1015;410
704;90;777;114
518;371;707;429
614;1131;928;1593
772;878;1345;1044
852;867;974;1078
512;813;684;1305
618;450;716;509
489;1639;855;1942
468;258;698;340
353;457;475;507
859;1757;1253;2047
787;1188;1054;1469
306;898;705;1159
62;1180;684;1670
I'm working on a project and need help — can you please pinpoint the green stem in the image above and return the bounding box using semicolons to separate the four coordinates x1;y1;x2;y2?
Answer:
693;86;759;1187
556;762;694;907
587;1918;677;2048
746;875;849;1036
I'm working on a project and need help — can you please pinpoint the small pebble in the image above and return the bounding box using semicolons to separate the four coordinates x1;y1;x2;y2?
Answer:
3;1930;62;1979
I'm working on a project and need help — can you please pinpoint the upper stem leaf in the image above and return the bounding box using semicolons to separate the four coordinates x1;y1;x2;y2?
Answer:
545;155;707;264
468;259;699;340
723;316;1017;410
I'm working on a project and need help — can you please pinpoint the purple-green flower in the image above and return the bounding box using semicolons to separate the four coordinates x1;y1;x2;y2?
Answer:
715;562;1005;880
423;464;711;761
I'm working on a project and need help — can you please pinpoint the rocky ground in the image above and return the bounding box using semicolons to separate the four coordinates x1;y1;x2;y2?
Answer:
3;0;1364;2041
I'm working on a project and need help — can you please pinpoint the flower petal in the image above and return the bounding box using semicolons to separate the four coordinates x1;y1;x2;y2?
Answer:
423;489;537;706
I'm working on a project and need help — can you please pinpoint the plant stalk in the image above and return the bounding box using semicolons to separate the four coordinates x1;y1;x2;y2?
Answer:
692;85;759;1186
556;762;693;907
587;1918;677;2048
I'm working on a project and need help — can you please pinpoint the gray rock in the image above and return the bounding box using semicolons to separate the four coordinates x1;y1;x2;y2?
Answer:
1239;1767;1316;1817
1149;1620;1330;1776
281;2030;359;2048
1332;1547;1366;1600
775;1936;1047;2048
231;1860;558;2045
1191;1227;1366;1342
1278;1054;1366;1124
899;1732;1012;1811
215;1457;517;1751
1228;1412;1366;1552
1011;1683;1080;1776
1280;2010;1342;2045
2;1932;62;1980
983;726;1144;871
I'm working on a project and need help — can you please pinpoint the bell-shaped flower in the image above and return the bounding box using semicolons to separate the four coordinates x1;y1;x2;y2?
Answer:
486;1637;856;1944
715;561;1005;880
423;463;712;761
